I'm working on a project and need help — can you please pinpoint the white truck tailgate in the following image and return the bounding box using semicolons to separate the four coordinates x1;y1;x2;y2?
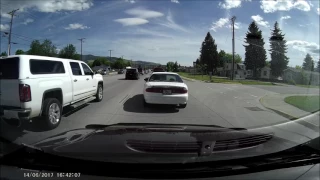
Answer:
0;57;21;108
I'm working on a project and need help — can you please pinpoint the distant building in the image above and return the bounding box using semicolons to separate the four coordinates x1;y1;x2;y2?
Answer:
260;66;271;79
219;63;247;79
283;67;320;85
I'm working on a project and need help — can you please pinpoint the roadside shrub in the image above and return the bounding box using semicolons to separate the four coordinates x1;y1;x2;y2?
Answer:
288;78;296;85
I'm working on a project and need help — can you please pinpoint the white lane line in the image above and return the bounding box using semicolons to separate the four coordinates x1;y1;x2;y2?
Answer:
234;97;238;99
250;95;258;98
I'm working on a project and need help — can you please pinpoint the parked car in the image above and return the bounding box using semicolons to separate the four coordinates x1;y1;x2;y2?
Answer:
118;69;124;74
0;55;104;129
125;68;140;80
143;72;188;108
100;69;109;75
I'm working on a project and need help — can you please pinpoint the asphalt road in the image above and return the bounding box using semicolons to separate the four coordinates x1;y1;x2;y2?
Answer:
0;73;309;145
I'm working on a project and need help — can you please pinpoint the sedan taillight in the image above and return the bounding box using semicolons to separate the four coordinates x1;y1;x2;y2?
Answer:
19;84;31;102
146;87;163;93
172;87;188;94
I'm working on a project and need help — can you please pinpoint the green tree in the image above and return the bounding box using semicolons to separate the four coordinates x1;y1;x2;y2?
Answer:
295;65;302;70
302;53;314;71
218;50;226;68
173;61;179;72
266;61;271;67
113;58;125;69
244;21;267;78
59;44;77;59
28;39;57;57
270;22;289;77
0;51;8;56
28;40;42;55
166;61;174;72
316;60;320;72
200;32;218;73
15;49;25;55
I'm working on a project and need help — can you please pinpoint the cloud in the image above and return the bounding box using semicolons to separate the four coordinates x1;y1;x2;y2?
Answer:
218;0;251;9
0;0;93;13
211;18;229;31
157;10;189;32
280;15;291;20
1;13;11;19
114;18;149;26
287;40;320;55
125;8;164;19
125;0;135;3
64;23;90;30
0;24;10;31
22;18;34;25
260;0;311;13
251;15;269;28
171;0;179;3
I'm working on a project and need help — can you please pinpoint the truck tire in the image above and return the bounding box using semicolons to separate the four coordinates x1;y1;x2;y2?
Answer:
42;98;62;130
95;84;103;102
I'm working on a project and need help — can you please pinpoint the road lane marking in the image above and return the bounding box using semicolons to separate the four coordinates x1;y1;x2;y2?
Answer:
119;94;129;103
250;95;258;98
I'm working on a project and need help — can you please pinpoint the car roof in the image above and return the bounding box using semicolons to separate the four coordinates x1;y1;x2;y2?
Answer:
4;55;83;62
151;72;178;75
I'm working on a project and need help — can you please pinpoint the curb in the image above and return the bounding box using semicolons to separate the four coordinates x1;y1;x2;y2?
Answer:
180;76;196;82
259;96;299;120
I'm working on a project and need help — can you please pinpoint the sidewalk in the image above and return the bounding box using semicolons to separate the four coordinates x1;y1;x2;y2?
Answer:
260;94;317;119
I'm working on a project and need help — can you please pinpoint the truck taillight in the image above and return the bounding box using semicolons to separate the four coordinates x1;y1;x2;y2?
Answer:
19;84;31;102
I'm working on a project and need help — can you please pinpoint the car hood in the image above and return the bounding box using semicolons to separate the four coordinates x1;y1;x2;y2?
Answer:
31;118;319;164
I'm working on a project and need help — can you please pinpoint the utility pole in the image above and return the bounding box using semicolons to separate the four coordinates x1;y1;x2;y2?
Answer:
78;38;85;61
108;50;113;60
230;16;236;80
7;9;19;56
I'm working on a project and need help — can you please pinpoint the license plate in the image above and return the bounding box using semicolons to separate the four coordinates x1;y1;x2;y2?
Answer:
162;90;172;95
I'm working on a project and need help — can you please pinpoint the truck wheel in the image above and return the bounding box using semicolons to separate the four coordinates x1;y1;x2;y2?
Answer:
42;98;62;130
95;84;103;102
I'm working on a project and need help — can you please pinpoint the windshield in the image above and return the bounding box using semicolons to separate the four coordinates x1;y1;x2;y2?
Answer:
149;74;183;82
0;0;319;178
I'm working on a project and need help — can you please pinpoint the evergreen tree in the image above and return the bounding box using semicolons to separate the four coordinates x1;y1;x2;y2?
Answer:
244;21;267;78
316;60;320;72
270;22;289;77
199;32;218;73
302;53;314;71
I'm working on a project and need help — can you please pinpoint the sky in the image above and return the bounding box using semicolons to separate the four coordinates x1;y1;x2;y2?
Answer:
0;0;319;67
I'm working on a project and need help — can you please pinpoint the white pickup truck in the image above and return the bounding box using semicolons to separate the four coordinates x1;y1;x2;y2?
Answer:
0;55;104;129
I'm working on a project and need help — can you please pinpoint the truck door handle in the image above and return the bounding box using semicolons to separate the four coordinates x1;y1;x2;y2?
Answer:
74;79;77;82
86;78;89;80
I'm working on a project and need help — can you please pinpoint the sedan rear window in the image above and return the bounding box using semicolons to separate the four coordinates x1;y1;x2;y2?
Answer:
149;74;183;83
127;69;137;73
0;57;19;79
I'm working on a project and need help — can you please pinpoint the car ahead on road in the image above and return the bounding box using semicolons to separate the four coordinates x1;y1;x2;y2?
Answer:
0;55;104;129
153;67;165;72
143;72;188;108
118;69;124;74
125;68;140;80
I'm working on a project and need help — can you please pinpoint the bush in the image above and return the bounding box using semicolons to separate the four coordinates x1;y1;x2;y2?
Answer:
288;78;296;85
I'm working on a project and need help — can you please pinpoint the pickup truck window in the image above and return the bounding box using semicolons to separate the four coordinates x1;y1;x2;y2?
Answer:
0;57;19;79
30;60;65;74
81;63;93;75
70;62;82;76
